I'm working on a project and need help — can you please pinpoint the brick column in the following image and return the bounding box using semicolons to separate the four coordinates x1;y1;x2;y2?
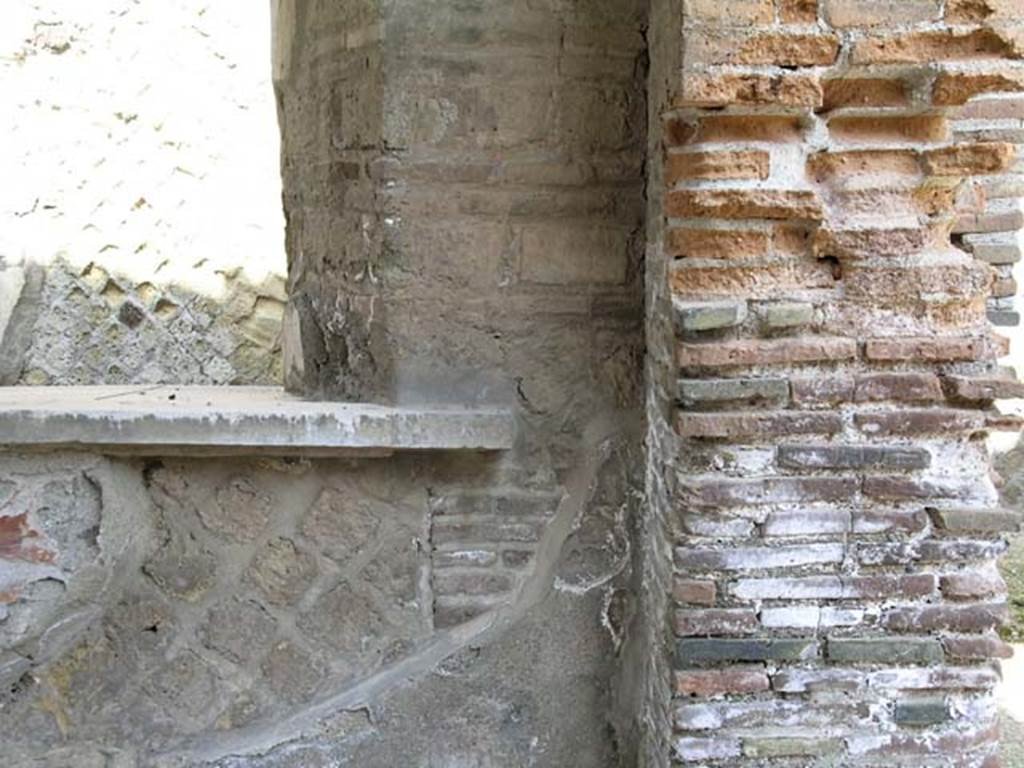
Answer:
272;0;646;403
662;0;1024;763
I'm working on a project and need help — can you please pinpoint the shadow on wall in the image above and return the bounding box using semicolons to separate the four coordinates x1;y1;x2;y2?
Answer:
0;0;286;386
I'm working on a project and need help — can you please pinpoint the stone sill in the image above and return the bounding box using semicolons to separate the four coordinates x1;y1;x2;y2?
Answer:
0;386;516;457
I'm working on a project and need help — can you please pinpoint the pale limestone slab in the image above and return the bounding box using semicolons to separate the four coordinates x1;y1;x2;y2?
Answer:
0;386;515;456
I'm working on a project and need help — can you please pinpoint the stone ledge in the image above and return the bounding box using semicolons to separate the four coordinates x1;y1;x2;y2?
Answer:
0;386;516;457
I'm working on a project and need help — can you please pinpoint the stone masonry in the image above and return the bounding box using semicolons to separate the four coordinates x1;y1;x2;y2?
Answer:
2;0;1024;766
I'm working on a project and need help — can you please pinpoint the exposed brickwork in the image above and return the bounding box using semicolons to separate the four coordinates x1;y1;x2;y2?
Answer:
428;488;559;627
665;0;1024;764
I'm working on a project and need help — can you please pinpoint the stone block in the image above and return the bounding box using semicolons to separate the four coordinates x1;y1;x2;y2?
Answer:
673;300;747;332
763;302;814;328
677;411;843;439
677;638;818;666
677;377;789;407
247;537;317;607
894;698;950;727
826;637;945;665
743;737;844;758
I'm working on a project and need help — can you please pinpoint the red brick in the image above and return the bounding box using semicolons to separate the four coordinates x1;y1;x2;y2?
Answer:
666;150;770;183
828;115;948;143
862;476;970;502
924;143;1016;177
692;115;805;144
674;667;770;697
667;228;770;259
954;206;1024;233
674;578;717;606
666;189;823;220
942;373;1024;402
854;409;986;437
942;633;1014;660
690;32;840;67
954;96;1024;120
684;477;858;507
674;609;759;636
684;0;774;24
941;569;1007;600
821;78;909;111
678;337;856;368
947;0;1024;23
883;604;1008;633
934;71;1024;106
864;336;990;362
824;0;941;27
790;376;855;406
676;73;823;109
854;373;943;403
851;28;1022;65
778;0;819;22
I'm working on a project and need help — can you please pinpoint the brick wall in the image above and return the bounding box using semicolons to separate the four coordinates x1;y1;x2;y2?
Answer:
663;0;1024;763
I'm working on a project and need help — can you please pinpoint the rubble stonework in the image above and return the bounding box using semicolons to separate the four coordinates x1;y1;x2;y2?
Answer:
665;0;1024;764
